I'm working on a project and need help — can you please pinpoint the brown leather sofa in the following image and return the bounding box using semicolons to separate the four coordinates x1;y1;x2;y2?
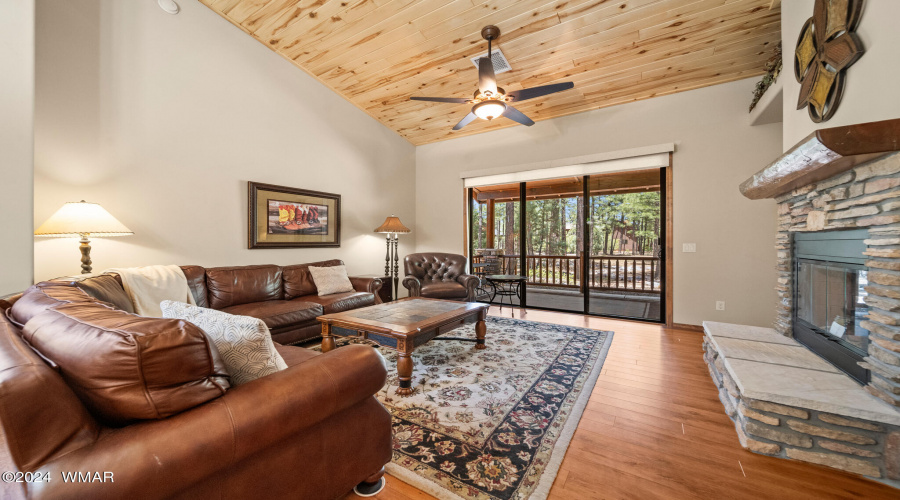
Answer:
74;259;381;345
402;252;479;302
0;278;391;500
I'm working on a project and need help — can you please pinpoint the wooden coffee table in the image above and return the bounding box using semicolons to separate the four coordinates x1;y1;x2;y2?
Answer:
317;297;489;396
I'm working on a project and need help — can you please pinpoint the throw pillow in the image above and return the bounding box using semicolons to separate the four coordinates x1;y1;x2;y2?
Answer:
308;265;355;296
161;300;287;385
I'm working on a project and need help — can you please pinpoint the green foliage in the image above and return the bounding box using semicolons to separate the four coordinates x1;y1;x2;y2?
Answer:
471;201;488;250
472;191;661;257
749;42;782;112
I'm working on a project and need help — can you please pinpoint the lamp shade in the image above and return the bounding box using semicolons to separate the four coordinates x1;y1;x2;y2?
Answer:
473;100;507;120
374;215;411;234
35;200;133;237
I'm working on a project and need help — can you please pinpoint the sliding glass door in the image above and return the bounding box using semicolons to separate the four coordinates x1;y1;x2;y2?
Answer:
468;168;666;322
586;170;664;321
470;184;521;305
522;177;585;313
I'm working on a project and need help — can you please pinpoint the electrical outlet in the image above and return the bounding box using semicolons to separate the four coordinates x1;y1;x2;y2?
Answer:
682;243;697;253
716;301;725;311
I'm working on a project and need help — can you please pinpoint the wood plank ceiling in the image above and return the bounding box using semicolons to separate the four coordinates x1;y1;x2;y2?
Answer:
200;0;781;145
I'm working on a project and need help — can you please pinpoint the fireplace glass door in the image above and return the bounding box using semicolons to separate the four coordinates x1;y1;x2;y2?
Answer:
793;229;870;383
795;260;869;358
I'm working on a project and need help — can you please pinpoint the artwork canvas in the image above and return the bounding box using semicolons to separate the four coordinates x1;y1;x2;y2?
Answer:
249;182;340;248
267;201;328;235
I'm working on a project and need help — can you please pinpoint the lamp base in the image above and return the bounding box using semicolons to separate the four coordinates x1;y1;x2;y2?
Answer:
79;235;92;274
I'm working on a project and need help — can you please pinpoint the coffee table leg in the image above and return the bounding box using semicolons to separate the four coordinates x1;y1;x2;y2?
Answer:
321;324;336;353
396;352;414;396
475;318;487;350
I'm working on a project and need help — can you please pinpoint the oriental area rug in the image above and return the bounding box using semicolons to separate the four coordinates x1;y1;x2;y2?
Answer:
310;316;613;500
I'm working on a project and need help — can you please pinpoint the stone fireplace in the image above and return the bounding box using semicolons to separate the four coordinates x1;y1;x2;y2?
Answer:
703;121;900;487
775;152;900;405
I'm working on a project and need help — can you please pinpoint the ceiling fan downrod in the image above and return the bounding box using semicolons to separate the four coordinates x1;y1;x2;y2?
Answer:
482;25;500;64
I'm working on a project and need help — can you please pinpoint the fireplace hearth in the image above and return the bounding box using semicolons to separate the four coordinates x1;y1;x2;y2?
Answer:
703;321;900;485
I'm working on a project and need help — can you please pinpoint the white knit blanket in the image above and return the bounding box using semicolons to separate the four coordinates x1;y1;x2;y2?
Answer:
105;265;197;317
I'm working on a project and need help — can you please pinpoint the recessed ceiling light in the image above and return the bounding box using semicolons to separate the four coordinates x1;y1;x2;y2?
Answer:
158;0;180;15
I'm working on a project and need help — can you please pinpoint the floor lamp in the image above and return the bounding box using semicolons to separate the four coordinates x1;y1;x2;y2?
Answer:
34;200;133;274
374;215;411;299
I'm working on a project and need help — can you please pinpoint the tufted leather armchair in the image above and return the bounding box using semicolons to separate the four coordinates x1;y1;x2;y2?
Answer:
402;253;480;302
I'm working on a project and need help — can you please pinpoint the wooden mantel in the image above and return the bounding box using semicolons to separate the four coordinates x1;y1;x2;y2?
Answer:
740;118;900;200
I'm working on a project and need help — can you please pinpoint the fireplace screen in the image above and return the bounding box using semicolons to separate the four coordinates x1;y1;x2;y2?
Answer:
793;229;870;383
795;260;869;356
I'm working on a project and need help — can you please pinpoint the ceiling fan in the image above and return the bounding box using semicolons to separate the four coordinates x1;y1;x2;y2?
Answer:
410;25;575;131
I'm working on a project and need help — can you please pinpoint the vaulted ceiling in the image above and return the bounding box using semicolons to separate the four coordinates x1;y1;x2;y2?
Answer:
200;0;781;145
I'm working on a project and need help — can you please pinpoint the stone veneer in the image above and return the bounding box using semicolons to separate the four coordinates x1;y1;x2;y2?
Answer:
703;322;900;485
774;152;900;407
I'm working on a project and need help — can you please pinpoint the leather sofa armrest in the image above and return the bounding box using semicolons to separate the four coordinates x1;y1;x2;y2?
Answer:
402;276;421;297
31;345;387;500
349;277;383;303
456;274;480;302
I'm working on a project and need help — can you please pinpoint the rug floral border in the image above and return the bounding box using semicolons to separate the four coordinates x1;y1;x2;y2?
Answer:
384;318;612;500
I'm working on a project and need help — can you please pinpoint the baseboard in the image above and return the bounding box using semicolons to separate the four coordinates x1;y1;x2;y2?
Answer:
671;322;704;332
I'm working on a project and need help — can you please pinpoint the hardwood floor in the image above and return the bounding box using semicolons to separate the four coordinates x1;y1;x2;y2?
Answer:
341;307;898;500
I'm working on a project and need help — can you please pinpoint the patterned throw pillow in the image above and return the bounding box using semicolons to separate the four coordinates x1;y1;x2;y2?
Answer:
160;300;287;385
308;265;355;296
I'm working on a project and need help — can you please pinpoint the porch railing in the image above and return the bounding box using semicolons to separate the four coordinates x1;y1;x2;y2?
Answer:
472;254;660;293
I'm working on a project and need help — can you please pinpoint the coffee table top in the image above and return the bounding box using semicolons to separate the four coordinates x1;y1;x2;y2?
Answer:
317;297;488;335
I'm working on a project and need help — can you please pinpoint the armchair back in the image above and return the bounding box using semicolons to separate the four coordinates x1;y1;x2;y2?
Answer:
403;253;468;283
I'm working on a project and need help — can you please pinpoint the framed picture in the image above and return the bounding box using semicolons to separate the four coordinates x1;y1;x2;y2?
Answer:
248;181;341;248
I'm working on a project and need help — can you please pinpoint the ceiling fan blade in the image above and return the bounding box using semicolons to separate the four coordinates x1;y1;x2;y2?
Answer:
502;105;534;126
507;82;574;102
410;97;471;104
453;112;478;131
477;57;498;95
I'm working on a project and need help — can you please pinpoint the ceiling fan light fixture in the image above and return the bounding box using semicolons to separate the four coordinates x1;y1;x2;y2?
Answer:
473;100;506;121
407;25;574;131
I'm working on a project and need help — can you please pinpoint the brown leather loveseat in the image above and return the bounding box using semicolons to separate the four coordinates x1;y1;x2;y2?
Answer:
0;275;391;499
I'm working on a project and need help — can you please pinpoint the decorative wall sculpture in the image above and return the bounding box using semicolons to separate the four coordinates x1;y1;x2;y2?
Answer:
794;0;865;123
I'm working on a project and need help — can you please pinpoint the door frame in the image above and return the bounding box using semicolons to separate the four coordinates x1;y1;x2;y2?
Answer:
465;158;673;327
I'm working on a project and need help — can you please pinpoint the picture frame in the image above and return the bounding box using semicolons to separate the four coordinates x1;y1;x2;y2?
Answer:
248;181;341;248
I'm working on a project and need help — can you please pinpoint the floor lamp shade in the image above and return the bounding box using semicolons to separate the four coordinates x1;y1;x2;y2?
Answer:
374;216;411;234
34;201;133;274
35;201;133;237
374;215;410;300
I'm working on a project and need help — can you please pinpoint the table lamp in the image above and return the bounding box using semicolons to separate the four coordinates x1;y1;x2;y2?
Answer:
34;200;133;274
374;215;411;298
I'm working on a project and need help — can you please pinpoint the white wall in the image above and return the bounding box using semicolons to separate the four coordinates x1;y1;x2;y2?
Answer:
34;0;415;282
416;79;782;327
0;0;35;296
782;0;900;149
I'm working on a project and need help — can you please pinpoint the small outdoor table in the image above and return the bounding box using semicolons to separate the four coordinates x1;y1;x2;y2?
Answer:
484;275;527;310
